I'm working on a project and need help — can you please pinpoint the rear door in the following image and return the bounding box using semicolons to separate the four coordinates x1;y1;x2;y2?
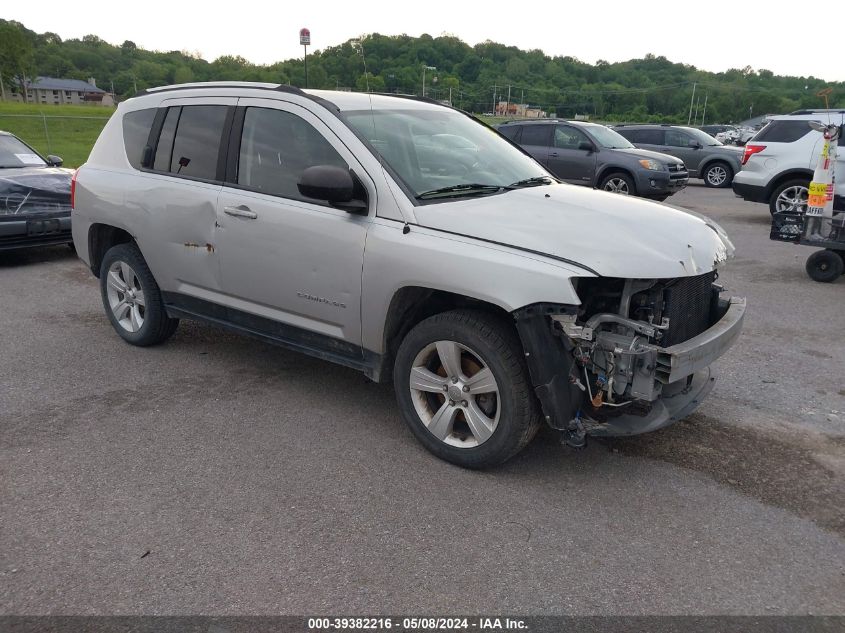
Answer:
516;124;553;168
130;98;235;295
546;124;596;185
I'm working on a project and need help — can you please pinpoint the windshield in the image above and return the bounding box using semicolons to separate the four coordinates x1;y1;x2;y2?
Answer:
344;108;552;199
585;125;634;149
0;135;47;168
686;127;723;146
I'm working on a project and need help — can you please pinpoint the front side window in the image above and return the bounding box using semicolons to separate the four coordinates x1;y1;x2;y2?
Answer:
236;107;347;201
151;105;227;180
665;129;692;147
554;125;590;149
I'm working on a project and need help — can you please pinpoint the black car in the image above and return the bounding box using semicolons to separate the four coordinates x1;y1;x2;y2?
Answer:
0;131;72;251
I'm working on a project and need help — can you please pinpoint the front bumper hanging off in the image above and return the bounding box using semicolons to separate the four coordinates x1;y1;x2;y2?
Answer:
514;296;746;439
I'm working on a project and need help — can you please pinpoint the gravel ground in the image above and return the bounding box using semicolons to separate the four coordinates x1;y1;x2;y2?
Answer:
1;184;843;615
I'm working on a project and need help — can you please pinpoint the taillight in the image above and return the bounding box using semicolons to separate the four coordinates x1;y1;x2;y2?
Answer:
742;144;766;165
70;169;77;210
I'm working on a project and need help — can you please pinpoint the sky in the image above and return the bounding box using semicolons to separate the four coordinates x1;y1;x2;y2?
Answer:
4;0;843;82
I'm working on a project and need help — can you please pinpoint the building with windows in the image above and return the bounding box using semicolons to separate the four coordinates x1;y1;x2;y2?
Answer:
11;77;114;106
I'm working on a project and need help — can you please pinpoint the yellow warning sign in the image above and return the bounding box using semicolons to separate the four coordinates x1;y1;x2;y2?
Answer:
808;182;828;207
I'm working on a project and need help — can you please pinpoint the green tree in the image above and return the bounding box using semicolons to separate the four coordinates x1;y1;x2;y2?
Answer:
0;22;34;101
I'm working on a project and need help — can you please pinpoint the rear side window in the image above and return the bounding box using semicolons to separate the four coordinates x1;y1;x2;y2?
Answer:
498;125;522;141
152;105;228;180
520;125;552;147
122;108;155;169
618;129;663;144
753;120;816;143
236;107;347;202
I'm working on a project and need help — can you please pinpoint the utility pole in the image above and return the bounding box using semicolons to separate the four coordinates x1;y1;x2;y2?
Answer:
687;82;697;126
700;93;708;125
0;72;5;101
492;84;498;115
693;96;700;124
505;85;511;118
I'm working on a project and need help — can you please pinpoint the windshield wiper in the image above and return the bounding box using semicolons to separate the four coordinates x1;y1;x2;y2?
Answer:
416;183;506;200
508;176;555;188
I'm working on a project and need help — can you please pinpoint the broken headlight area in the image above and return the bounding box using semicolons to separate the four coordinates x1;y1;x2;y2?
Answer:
553;272;732;437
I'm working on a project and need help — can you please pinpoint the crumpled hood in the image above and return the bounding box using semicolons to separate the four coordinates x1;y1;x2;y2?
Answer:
413;184;732;278
0;166;72;216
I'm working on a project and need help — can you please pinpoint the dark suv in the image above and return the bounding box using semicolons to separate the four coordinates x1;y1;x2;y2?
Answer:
614;124;743;188
497;120;688;201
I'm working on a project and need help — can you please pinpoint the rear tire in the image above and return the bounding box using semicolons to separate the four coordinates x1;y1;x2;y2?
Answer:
393;309;540;469
99;243;179;346
769;179;809;216
805;249;844;283
703;162;733;188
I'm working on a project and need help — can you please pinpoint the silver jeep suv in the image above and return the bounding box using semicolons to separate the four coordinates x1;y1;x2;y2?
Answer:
72;82;745;468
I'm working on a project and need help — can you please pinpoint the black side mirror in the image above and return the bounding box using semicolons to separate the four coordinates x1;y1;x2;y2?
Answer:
297;165;367;214
578;141;595;152
46;155;63;167
688;140;702;149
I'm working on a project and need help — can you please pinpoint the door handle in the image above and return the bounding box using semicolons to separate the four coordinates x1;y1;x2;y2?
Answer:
223;205;258;219
550;152;559;157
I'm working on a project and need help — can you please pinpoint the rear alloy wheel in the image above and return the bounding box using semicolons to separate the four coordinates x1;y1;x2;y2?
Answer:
770;180;809;216
703;162;732;188
393;310;540;468
100;243;179;346
805;249;844;283
599;172;635;196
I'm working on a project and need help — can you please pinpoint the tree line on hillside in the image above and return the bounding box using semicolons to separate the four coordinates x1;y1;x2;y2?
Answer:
0;19;841;123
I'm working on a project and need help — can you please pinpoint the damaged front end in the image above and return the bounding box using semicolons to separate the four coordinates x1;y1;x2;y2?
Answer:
514;273;745;446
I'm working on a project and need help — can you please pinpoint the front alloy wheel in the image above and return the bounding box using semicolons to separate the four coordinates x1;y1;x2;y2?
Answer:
603;177;631;194
393;310;540;468
409;340;501;448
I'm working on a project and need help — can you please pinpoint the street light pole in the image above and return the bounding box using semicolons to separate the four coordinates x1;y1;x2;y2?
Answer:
422;65;436;97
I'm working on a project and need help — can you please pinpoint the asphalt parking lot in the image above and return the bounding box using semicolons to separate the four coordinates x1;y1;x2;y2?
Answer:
1;183;844;615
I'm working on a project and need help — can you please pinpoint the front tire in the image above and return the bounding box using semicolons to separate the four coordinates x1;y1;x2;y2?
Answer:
393;310;540;469
805;250;844;283
599;172;635;196
100;243;179;346
703;162;733;188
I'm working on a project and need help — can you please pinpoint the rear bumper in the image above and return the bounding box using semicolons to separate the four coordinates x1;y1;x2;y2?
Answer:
731;180;768;203
0;214;72;251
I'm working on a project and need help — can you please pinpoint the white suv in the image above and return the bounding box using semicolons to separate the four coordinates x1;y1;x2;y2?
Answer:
71;82;745;468
732;109;845;215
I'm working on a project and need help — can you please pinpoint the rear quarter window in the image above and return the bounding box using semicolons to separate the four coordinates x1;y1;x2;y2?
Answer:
498;126;521;141
753;120;816;143
122;108;156;169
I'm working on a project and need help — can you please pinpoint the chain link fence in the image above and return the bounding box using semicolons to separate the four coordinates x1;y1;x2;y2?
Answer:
0;113;112;168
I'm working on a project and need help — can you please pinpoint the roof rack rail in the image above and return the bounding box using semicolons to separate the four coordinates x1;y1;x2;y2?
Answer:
788;108;845;115
135;81;306;98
